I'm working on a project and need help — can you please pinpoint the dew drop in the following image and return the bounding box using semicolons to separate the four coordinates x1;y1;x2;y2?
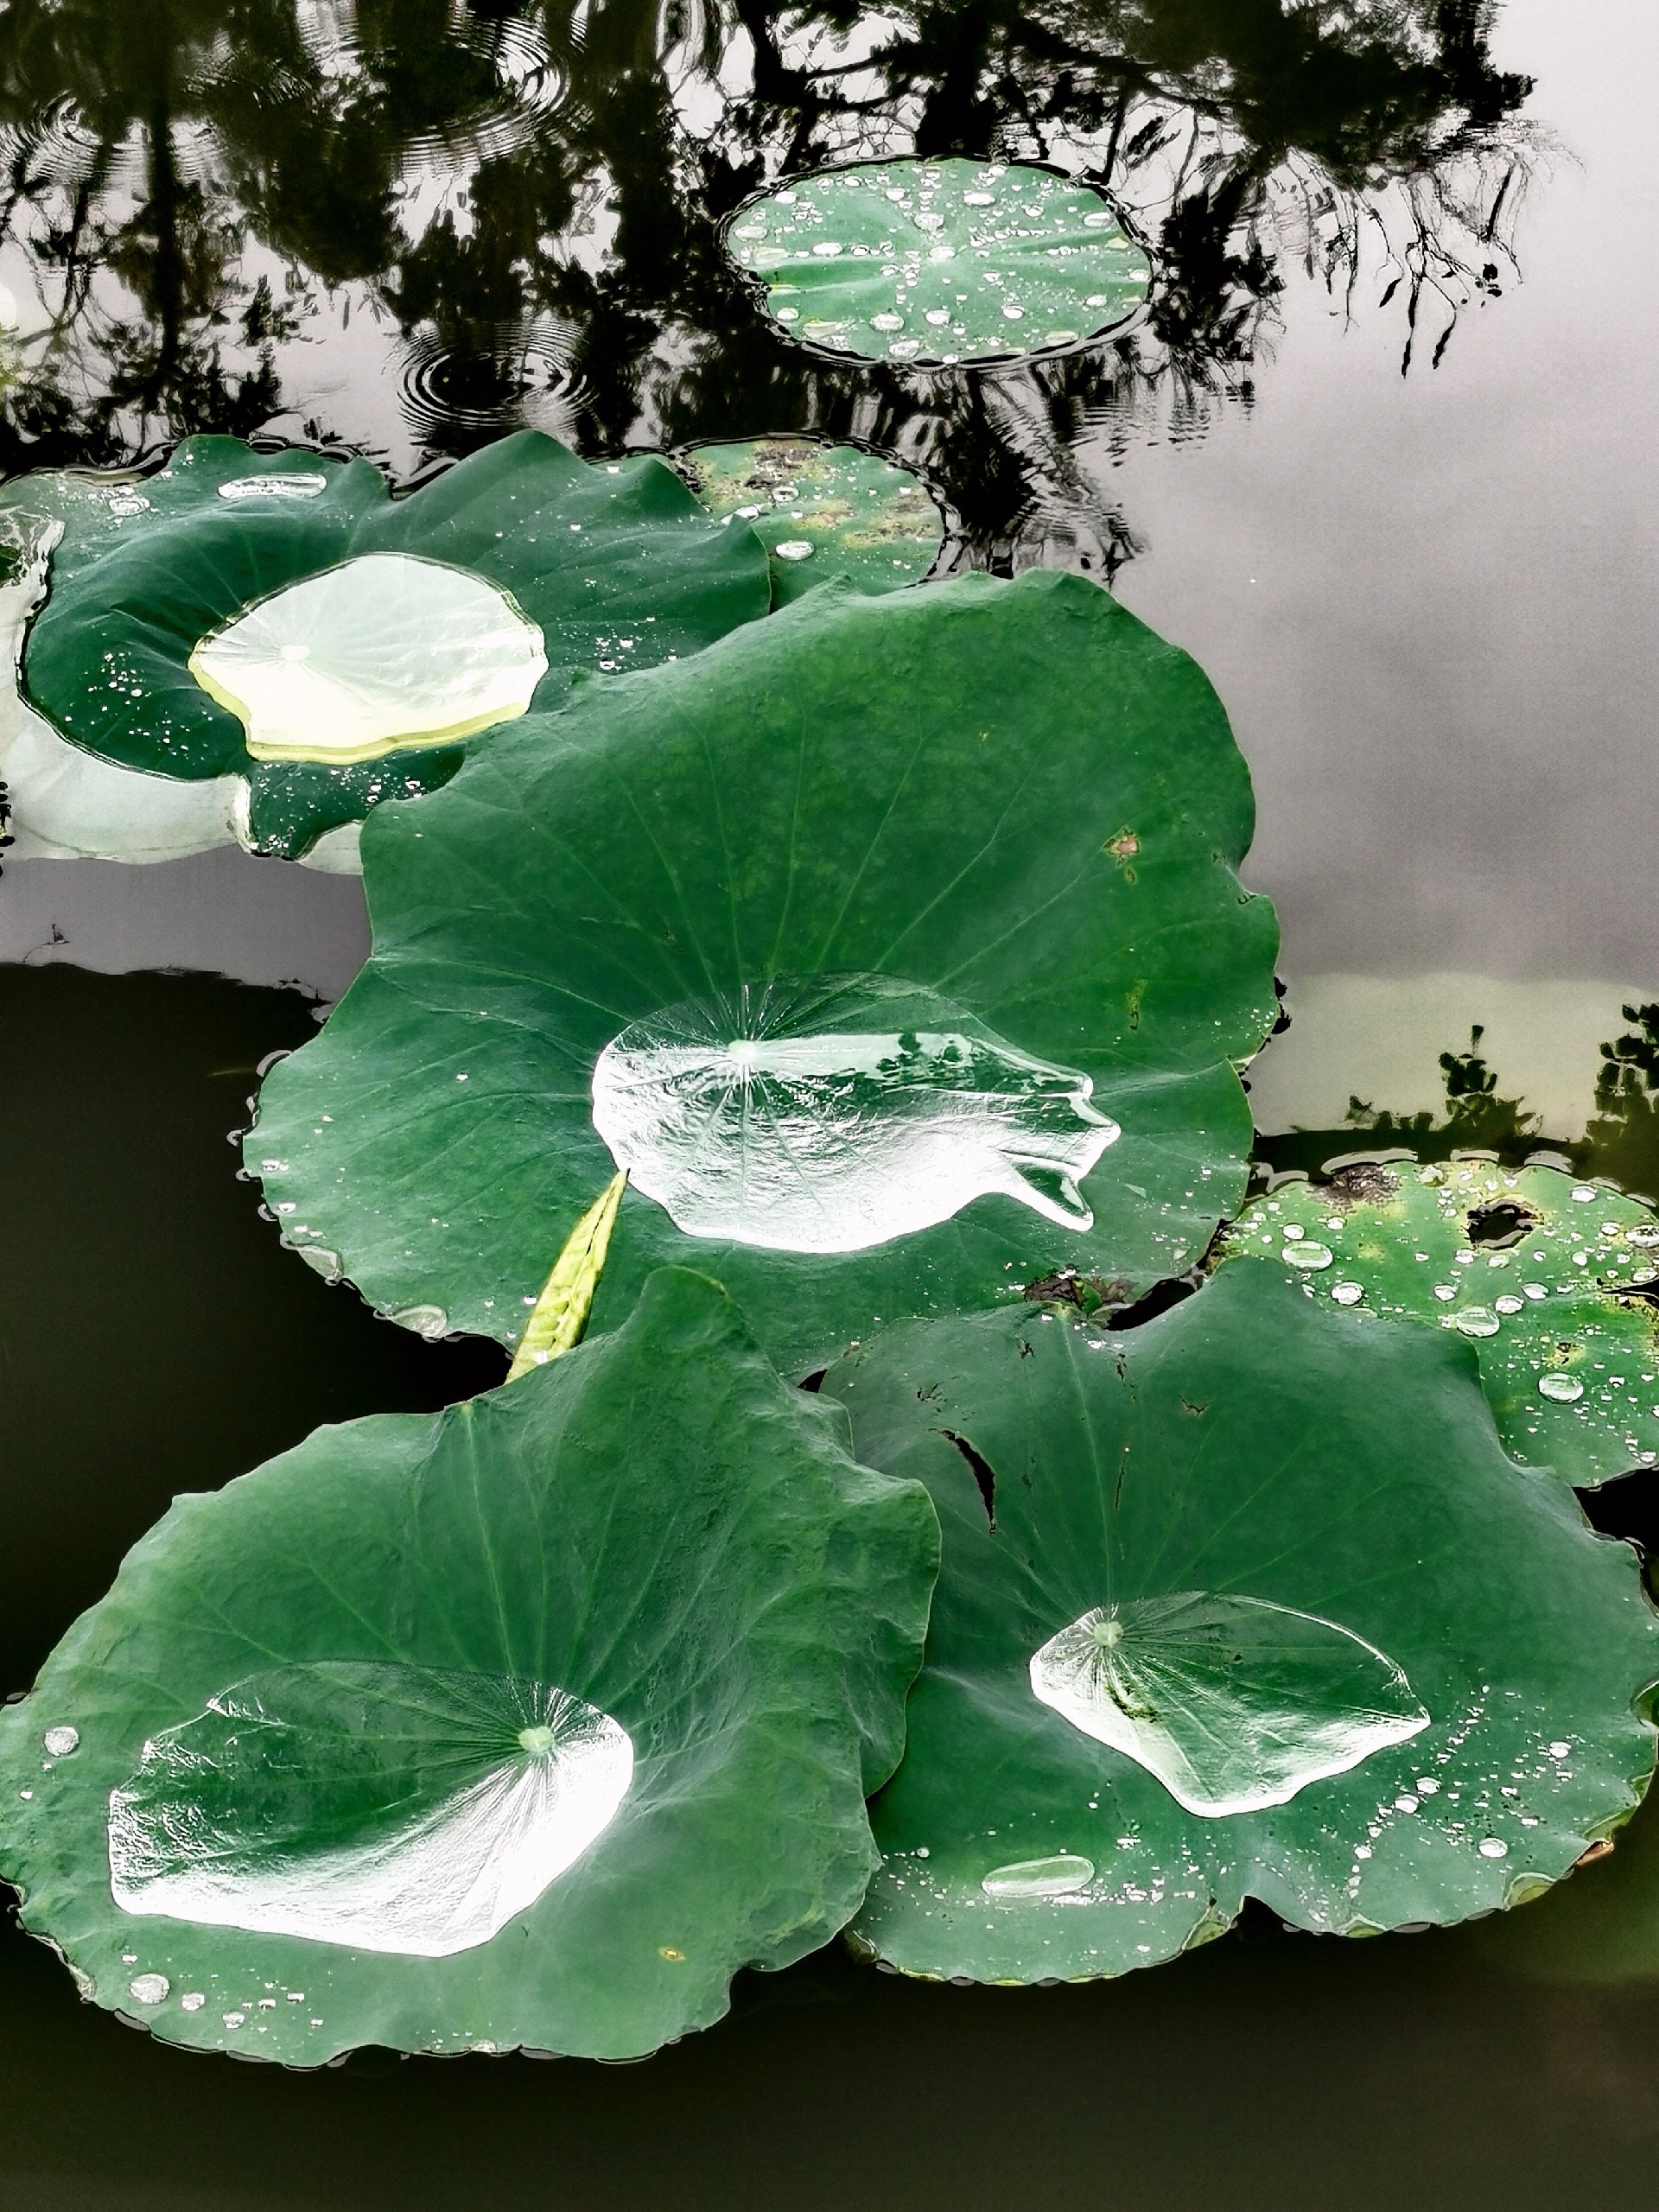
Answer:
981;1853;1096;1900
1330;1281;1363;1306
128;1973;169;2005
1478;1838;1509;1859
869;312;905;332
1539;1374;1585;1402
1453;1308;1501;1338
1493;1294;1525;1315
181;1992;206;2012
1283;1242;1333;1270
42;1726;79;1758
773;541;815;563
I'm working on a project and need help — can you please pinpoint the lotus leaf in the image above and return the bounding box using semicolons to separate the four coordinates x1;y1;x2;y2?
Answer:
0;431;769;863
726;158;1150;367
679;437;946;601
818;1261;1659;1984
0;1269;938;2062
249;569;1280;1379
1217;1160;1659;1486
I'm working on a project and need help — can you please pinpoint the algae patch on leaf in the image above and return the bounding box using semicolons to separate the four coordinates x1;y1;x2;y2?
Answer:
679;436;946;600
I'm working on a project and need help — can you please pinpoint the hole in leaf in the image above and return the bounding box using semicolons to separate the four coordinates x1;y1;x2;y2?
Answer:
940;1428;997;1528
1105;1274;1198;1332
1576;1469;1659;1586
1467;1198;1539;1249
798;1369;827;1394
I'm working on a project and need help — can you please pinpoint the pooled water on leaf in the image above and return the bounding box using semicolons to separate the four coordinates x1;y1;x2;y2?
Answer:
981;1853;1096;1900
188;551;547;764
109;1662;633;1958
1028;1592;1429;1818
590;975;1119;1254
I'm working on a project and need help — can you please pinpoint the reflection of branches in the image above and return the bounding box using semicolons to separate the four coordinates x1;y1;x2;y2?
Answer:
0;0;1540;567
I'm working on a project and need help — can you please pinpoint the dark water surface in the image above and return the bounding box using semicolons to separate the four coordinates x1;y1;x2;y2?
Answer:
2;4;1656;2204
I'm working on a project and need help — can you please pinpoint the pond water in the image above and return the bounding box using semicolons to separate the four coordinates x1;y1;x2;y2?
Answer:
1;3;1655;2205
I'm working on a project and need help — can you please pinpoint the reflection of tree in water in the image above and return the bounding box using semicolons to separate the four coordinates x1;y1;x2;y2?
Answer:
1257;1012;1659;1199
0;1;1535;572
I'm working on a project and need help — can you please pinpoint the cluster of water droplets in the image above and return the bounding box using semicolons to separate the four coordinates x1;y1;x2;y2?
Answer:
727;158;1150;367
1236;1162;1659;1463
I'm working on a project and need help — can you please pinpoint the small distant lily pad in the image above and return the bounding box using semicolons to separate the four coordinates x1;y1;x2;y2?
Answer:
0;431;769;861
820;1262;1659;1984
0;1270;938;2061
726;157;1150;368
679;438;947;601
1217;1160;1659;1486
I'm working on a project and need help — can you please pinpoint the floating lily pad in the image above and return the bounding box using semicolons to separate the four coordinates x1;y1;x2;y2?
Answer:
0;431;769;861
249;569;1279;1378
726;158;1150;368
1217;1160;1659;1486
818;1262;1659;1984
0;1269;938;2062
679;438;947;601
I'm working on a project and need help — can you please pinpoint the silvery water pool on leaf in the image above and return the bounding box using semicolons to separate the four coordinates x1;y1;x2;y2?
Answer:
589;975;1119;1254
108;1662;632;1958
188;550;548;764
1028;1592;1430;1818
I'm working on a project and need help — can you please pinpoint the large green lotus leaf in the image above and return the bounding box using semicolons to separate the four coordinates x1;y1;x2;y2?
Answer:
1217;1160;1659;1487
679;437;946;602
726;158;1150;368
249;569;1280;1380
0;1269;937;2063
817;1261;1659;1984
5;432;769;860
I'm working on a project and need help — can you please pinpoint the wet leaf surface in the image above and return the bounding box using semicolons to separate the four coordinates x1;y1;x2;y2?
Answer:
820;1262;1659;1983
1217;1160;1659;1486
0;1270;937;2062
248;569;1279;1377
727;159;1150;367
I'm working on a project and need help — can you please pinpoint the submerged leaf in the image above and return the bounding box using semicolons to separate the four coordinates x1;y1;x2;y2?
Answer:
1;432;769;860
727;158;1150;367
679;436;946;601
1218;1159;1659;1485
0;1270;938;2061
249;569;1279;1378
820;1262;1659;1984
